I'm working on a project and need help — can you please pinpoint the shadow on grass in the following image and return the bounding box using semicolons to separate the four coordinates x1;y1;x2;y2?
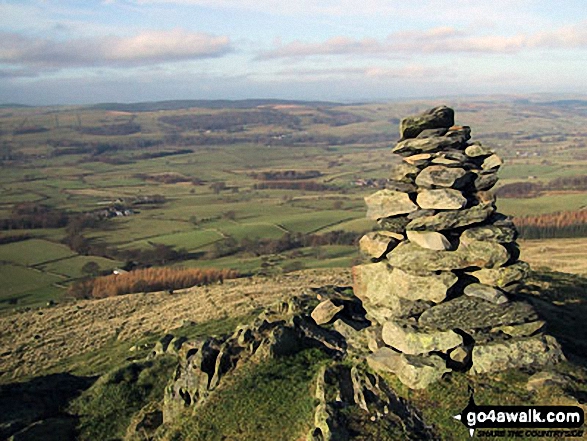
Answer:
519;270;587;367
0;372;96;440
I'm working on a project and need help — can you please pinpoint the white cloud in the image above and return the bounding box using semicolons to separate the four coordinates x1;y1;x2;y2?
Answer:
257;23;587;60
0;29;232;71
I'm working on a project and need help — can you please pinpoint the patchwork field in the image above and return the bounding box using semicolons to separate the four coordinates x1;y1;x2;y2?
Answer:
1;97;587;310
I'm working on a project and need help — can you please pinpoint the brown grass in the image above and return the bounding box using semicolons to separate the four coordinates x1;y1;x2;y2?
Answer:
0;269;351;383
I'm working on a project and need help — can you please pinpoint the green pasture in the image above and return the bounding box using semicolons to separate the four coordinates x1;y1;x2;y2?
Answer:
0;239;75;266
124;229;223;251
0;264;65;306
39;255;123;279
86;217;194;244
498;192;587;216
277;210;358;233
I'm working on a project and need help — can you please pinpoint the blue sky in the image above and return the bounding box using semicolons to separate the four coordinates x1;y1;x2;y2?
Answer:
1;0;587;104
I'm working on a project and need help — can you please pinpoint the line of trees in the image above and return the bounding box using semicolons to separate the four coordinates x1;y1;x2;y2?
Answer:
496;175;587;198
253;181;332;191
516;210;587;239
68;266;239;299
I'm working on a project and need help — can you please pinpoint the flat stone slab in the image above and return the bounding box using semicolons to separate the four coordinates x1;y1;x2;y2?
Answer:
464;283;509;304
393;136;465;156
382;320;463;355
406;204;494;231
471;335;565;375
416;188;467;210
365;189;418;220
406;230;451;251
418;296;539;332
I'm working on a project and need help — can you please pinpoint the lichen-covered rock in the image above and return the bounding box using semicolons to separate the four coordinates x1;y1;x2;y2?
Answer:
386;239;509;272
460;225;517;245
392;136;465;156
470;262;530;288
365;189;418;220
470;335;565;374
465;143;493;158
353;262;456;306
474;170;499;191
415;165;470;189
416;188;467;210
381;320;462;355
491;320;545;337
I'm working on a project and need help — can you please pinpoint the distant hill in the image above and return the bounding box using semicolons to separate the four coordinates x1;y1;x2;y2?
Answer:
88;99;344;112
0;103;32;109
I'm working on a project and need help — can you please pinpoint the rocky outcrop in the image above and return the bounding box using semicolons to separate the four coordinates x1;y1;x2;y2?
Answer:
353;106;564;388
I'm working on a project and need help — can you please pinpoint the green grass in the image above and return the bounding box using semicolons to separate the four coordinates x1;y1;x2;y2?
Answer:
0;264;64;306
0;239;75;266
39;255;123;278
70;357;177;441
166;349;328;441
277;211;357;234
498;193;587;216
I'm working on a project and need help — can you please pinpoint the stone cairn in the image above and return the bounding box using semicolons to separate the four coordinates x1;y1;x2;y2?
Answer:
353;106;564;389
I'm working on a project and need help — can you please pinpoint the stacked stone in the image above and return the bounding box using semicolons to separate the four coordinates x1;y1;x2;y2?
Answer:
353;106;563;389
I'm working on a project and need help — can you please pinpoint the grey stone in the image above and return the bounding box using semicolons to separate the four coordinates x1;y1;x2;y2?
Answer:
418;296;539;332
465;143;493;158
416;188;467;210
474;170;499;191
367;348;451;389
431;156;462;166
470;262;530;288
389;163;420;182
384;180;418;193
399;105;455;139
471;335;565;375
382;320;463;355
406;204;494;231
359;231;402;260
311;299;344;325
365;300;432;324
460;225;517;245
406;230;451;251
407;208;436;220
417;128;449;138
415;165;470;189
464;283;509;304
365;190;418;220
482;154;503;170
